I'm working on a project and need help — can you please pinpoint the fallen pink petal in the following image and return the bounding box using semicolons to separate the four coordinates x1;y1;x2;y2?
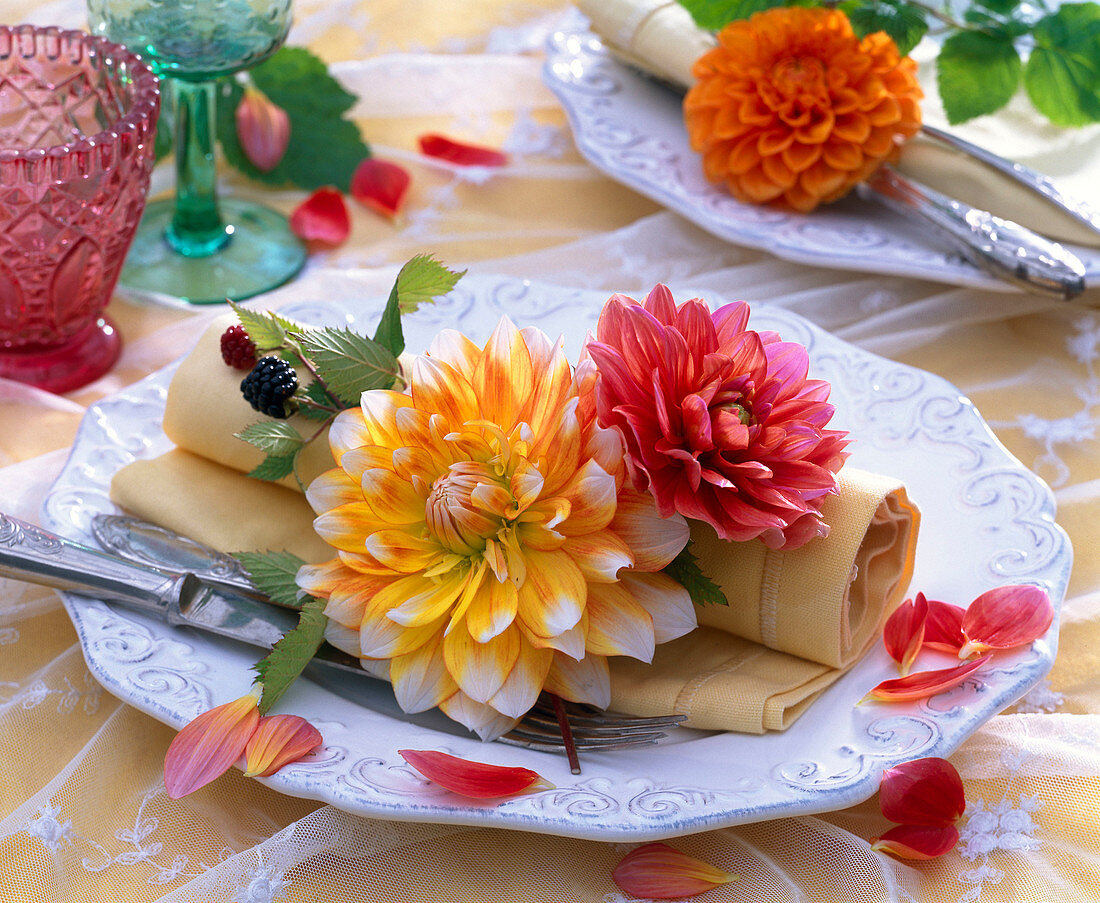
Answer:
612;842;736;899
418;132;508;167
290;187;351;248
960;584;1054;658
350;157;411;219
398;749;554;799
879;756;965;827
235;87;291;172
923;597;967;654
163;687;261;799
872;823;960;860
244;714;323;777
863;655;991;703
883;592;928;675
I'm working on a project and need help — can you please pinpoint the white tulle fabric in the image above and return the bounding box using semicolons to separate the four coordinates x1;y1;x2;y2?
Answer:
3;0;1100;900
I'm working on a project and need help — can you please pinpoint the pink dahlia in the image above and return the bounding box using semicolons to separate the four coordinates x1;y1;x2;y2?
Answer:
585;285;850;550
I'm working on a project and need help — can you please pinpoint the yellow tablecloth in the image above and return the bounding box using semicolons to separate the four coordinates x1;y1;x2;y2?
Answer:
3;2;1100;901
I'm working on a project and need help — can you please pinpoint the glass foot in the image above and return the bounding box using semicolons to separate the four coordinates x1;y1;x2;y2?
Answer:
0;317;121;394
118;197;307;304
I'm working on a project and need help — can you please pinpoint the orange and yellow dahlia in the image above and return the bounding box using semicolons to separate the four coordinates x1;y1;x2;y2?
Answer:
296;318;696;739
684;6;923;212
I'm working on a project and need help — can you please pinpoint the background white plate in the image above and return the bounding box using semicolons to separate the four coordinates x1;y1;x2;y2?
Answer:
43;274;1070;840
541;27;1100;292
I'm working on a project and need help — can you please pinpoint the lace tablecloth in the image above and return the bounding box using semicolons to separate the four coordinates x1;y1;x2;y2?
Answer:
3;2;1100;901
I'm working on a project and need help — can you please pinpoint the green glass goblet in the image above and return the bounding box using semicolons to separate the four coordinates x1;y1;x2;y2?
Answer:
86;0;306;304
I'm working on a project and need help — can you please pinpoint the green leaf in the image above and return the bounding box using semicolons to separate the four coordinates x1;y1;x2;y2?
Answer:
663;542;728;607
969;0;1023;15
373;255;465;359
252;596;328;713
215;46;370;192
1024;3;1100;126
234;550;309;610
846;0;928;55
677;0;804;29
295;326;400;407
936;29;1022;123
236;421;306;457
298;381;339;419
230;302;301;353
247;453;297;482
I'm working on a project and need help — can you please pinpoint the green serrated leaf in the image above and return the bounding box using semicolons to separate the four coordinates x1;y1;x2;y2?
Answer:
373;255;465;359
663;542;729;607
969;0;1023;15
252;596;328;713
230;302;301;353
295;327;399;407
215;47;370;192
846;0;928;55
247;452;298;482
677;0;801;29
936;29;1022;123
236;421;305;458
297;381;339;419
234;550;309;610
1024;3;1100;127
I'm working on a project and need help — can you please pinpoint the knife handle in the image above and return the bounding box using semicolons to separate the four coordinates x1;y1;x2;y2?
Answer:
0;512;184;622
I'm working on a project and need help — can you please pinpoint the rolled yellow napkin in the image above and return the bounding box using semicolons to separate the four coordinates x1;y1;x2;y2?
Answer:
111;318;920;735
576;0;1100;249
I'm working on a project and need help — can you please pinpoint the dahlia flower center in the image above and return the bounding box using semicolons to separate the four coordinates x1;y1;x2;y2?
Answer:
717;400;753;425
771;56;827;98
426;462;508;554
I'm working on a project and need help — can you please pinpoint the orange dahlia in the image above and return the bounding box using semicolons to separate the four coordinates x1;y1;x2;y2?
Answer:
296;318;695;739
683;7;923;212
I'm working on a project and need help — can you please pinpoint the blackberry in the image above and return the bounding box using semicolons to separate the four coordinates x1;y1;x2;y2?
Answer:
241;356;299;419
220;324;258;370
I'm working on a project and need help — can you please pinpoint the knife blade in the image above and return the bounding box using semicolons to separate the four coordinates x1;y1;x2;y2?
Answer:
0;511;364;676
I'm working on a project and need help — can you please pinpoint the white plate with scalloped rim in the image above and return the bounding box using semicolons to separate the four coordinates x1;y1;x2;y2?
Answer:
43;274;1069;841
541;24;1100;292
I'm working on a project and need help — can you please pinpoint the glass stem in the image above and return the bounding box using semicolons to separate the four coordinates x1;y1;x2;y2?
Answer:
165;78;231;257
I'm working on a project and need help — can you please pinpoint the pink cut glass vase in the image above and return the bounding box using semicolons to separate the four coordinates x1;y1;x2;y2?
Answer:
0;24;159;394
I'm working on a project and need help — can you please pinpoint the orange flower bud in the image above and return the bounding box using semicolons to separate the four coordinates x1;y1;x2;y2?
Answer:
612;843;735;899
235;87;291;172
397;749;553;799
959;584;1054;658
244;714;323;777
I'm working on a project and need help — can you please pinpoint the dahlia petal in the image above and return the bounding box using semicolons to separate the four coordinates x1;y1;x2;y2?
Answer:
618;571;697;644
385;567;476;629
883;592;929;675
398;750;551;800
390;632;458;712
872;824;960;861
516;548;587;638
863;656;991;703
612;843;735;899
526;621;587;660
325;619;367;658
544;652;611;709
289;187;350;248
418;133;508;167
444;621;522;704
364;529;441;574
584;582;656;662
358;391;412;449
959;584;1054;658
427;329;483;375
560;531;635;583
304;469;362;515
476;317;533;429
681;394;715;451
411;355;481;427
326;406;370;464
350;156;411;219
243;714;323;777
313;503;389;553
556;458;618;536
437;692;521;741
465;576;520;643
487;641;553;718
879;757;966;827
924;598;967;654
163;688;261;799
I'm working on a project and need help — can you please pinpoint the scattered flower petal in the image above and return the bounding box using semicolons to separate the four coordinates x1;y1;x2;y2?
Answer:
872;823;960;860
419;133;508;167
235;87;290;172
290;187;351;248
243;714;323;777
863;655;991;703
884;592;928;675
398;749;554;799
164;687;261;799
923;597;967;654
351;157;411;219
879;757;965;827
612;842;736;899
959;584;1054;658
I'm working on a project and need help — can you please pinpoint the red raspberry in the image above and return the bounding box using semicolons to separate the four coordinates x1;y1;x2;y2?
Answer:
220;324;257;370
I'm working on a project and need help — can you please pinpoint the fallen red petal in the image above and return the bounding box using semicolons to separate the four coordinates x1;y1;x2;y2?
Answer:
398;749;553;799
923;597;967;654
872;823;960;860
244;714;323;777
418;132;508;167
884;593;929;675
612;843;736;899
163;690;261;799
350;157;411;219
960;584;1054;658
879;756;965;827
290;187;351;248
863;655;991;703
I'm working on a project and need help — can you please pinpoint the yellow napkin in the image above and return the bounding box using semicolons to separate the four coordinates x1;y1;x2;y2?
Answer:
111;319;920;734
576;0;1100;249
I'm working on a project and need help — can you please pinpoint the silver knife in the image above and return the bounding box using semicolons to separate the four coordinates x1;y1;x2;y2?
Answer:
0;512;364;677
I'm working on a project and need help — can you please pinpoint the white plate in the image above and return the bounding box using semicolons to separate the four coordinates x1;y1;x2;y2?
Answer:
541;27;1100;291
44;274;1069;841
